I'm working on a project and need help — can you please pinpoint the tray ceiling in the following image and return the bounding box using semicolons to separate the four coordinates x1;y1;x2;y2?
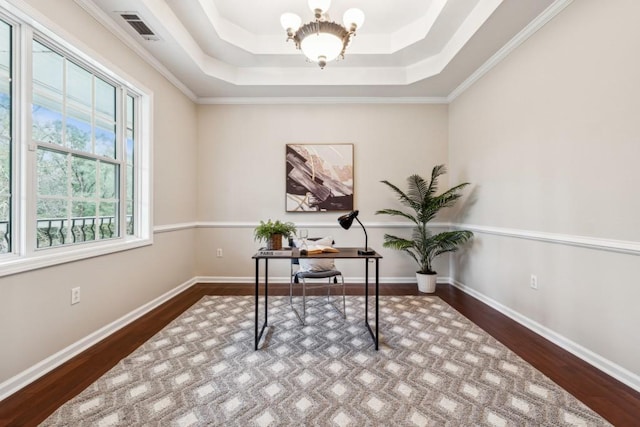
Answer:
79;0;562;100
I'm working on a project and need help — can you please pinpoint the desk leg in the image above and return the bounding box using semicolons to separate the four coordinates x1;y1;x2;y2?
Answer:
375;258;379;351
255;258;259;350
265;259;269;329
365;259;369;325
364;259;380;350
363;259;379;351
255;258;269;350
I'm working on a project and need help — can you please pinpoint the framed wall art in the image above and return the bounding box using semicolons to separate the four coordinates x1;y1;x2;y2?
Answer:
286;144;354;212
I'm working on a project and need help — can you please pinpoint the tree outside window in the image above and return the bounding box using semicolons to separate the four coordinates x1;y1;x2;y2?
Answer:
32;40;133;249
0;10;147;270
0;21;12;254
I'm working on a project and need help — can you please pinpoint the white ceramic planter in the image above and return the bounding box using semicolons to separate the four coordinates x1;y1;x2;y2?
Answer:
416;272;437;293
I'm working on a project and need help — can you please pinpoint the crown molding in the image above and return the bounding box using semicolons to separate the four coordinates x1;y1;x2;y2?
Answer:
73;0;197;102
196;97;448;105
447;0;574;102
70;0;572;103
194;0;449;56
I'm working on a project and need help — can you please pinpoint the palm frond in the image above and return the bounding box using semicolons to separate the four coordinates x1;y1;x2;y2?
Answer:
381;234;414;251
374;208;418;224
377;164;474;274
383;234;421;267
433;182;470;208
430;231;473;258
380;180;420;211
417;182;469;224
426;164;446;197
407;174;429;205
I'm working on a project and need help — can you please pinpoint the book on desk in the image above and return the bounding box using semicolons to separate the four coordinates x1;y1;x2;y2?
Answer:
256;247;294;256
256;245;340;257
302;245;339;255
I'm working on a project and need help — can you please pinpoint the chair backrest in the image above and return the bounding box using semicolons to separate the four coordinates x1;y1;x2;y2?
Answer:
289;237;338;283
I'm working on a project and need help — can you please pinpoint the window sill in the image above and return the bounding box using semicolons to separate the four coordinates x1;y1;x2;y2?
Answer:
0;237;153;278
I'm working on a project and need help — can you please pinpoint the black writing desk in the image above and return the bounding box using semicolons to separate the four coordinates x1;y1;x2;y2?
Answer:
252;248;382;350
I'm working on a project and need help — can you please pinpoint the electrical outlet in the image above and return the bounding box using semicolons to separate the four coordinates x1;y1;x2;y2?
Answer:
71;287;81;304
530;274;538;290
216;248;223;257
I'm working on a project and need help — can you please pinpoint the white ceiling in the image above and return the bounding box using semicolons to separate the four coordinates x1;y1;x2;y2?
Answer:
78;0;563;101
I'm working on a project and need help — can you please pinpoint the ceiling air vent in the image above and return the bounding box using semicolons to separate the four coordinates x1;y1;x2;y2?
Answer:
120;13;160;41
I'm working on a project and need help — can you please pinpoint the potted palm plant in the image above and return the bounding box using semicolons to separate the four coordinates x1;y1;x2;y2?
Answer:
376;165;473;293
254;219;297;250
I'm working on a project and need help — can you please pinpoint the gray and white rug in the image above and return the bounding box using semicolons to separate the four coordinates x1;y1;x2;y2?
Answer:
41;295;610;426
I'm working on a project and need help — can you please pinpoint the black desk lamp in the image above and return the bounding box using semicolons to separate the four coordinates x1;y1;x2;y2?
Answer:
338;210;375;255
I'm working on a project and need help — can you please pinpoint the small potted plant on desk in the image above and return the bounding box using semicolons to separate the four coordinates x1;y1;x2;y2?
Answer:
376;165;473;293
254;219;297;250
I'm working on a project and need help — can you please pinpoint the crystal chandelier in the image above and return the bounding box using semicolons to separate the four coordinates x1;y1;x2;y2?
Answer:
280;0;365;69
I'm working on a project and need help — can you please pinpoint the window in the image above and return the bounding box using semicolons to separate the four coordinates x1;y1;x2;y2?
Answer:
126;95;135;236
0;8;150;275
32;41;124;248
0;20;11;254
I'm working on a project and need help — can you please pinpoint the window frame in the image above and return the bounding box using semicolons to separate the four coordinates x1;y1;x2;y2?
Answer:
0;14;14;255
0;4;152;277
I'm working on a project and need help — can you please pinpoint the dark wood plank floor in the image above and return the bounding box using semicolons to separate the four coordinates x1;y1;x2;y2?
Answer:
0;283;638;426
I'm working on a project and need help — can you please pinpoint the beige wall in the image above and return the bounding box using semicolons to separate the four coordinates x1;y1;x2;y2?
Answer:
0;0;198;383
5;0;639;396
449;0;640;377
196;104;451;280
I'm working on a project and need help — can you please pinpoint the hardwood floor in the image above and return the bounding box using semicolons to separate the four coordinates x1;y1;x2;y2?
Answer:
0;283;638;426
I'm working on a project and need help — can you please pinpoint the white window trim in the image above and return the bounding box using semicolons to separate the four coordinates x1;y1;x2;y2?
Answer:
0;0;153;278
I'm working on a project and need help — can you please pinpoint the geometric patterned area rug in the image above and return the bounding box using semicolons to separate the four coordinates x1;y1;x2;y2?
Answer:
41;296;610;426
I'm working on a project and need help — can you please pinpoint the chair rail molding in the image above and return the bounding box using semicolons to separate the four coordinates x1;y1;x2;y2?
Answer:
166;221;446;230
154;222;199;233
153;221;640;255
453;223;640;256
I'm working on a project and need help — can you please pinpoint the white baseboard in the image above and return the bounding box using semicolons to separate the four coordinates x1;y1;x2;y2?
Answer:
1;274;450;402
5;273;636;404
450;279;640;393
194;275;451;285
0;277;198;402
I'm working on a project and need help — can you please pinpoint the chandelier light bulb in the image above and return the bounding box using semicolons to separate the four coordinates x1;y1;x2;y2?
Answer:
308;0;331;17
343;8;365;32
280;13;301;33
300;32;343;66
